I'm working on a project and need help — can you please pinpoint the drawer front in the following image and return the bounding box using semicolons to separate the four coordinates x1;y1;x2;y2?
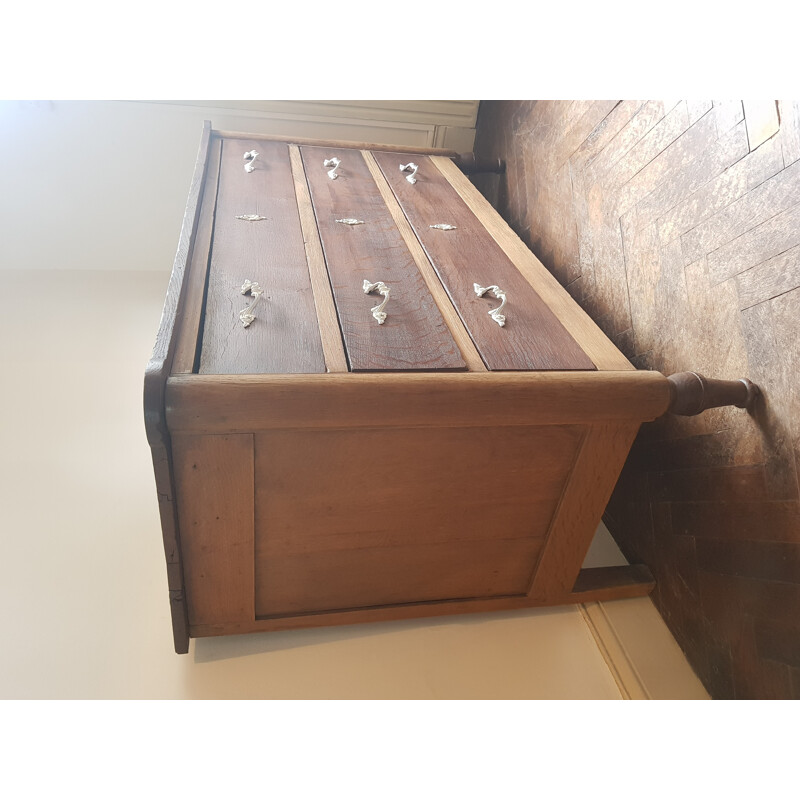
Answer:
373;152;596;371
198;138;326;374
300;146;466;371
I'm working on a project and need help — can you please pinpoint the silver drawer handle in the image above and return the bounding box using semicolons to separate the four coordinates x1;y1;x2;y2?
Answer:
243;150;259;173
399;162;419;184
363;280;391;325
474;283;507;327
239;279;264;327
323;157;341;179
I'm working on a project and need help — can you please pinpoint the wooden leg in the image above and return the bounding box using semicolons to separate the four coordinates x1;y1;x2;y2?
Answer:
454;152;506;174
667;372;760;416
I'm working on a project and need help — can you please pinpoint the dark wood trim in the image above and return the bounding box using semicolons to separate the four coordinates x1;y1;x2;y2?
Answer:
454;152;506;174
568;564;655;602
144;120;213;654
667;371;760;415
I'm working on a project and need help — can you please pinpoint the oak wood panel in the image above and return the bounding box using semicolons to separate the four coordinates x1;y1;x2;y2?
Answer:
165;370;673;433
172;434;255;626
300;145;465;371
288;144;349;373
430;156;634;371
172;134;222;374
361;150;486;371
373;151;594;371
528;422;641;602
253;424;581;615
198;137;326;374
257;542;541;617
188;586;637;637
144;119;213;654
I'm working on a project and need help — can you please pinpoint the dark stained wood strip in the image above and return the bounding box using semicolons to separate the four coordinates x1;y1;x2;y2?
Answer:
670;500;800;542
695;539;800;584
372;151;595;371
680;157;800;267
172;433;255;626
199;138;326;374
144;119;213;654
172;135;222;374
300;145;466;371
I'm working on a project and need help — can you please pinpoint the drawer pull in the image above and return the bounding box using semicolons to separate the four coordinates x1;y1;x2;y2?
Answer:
474;283;507;327
399;162;419;184
243;150;259;173
335;218;365;225
239;279;264;328
323;157;341;179
363;280;391;325
236;214;268;222
430;223;457;231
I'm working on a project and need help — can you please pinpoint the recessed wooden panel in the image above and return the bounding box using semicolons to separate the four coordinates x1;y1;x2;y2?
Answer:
300;145;466;371
372;151;596;371
253;424;583;616
199;138;325;374
172;433;255;626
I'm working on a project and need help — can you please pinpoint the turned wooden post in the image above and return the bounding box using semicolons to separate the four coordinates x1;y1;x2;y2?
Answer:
454;152;506;174
667;372;760;416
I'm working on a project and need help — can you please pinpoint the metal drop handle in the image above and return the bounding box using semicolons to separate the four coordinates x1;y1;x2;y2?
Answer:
243;150;259;173
399;162;419;184
324;157;341;179
363;280;391;324
474;283;507;327
239;280;264;327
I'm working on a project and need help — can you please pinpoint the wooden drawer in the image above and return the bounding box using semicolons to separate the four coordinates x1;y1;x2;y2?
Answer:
146;124;672;654
372;151;595;371
199;138;326;375
300;145;465;371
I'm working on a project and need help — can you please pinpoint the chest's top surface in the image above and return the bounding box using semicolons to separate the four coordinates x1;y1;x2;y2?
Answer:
165;129;633;381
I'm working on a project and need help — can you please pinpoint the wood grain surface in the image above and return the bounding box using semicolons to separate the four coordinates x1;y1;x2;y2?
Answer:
373;151;596;371
528;422;641;602
165;370;672;433
172;433;255;626
253;424;581;615
172;134;222;374
198;138;326;374
300;145;466;371
144;120;213;653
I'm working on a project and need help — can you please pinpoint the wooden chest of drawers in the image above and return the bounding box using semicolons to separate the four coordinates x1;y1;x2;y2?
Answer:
145;122;673;653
